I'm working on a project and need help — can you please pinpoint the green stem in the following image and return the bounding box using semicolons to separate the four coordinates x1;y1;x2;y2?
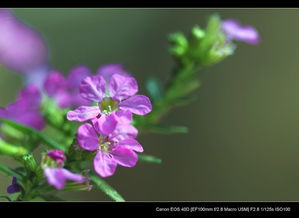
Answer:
137;61;200;129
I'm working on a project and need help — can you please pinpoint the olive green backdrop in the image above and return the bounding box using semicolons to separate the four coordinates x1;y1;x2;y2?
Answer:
1;9;299;201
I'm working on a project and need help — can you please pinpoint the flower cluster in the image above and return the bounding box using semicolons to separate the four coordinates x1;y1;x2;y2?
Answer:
0;12;259;201
67;65;152;177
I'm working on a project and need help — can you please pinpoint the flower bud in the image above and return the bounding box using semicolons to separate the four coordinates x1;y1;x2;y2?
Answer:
21;154;38;172
192;26;205;40
169;32;188;57
188;15;235;66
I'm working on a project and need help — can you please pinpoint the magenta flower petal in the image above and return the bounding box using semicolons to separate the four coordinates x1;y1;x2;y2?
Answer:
109;73;138;101
119;95;152;115
92;114;117;136
43;68;91;108
44;168;65;190
93;151;117;178
46;150;66;163
60;168;85;183
115;110;133;124
118;138;144;152
17;84;41;107
96;64;130;82
77;123;99;151
44;168;85;190
110;146;138;168
0;85;45;130
221;19;259;45
0;9;48;74
1;105;45;130
67;106;100;122
66;66;91;107
80;75;106;102
67;65;91;89
55;91;73;108
44;71;66;97
111;123;138;141
15;111;45;130
0;108;5;117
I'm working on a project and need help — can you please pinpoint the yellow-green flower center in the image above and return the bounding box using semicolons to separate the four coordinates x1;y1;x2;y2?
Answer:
99;136;112;153
98;97;119;114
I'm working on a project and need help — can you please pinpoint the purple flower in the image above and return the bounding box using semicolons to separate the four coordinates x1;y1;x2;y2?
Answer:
0;84;45;130
43;149;86;190
6;176;21;194
44;167;85;190
67;68;152;132
221;19;259;45
0;9;49;74
43;66;91;108
77;113;143;177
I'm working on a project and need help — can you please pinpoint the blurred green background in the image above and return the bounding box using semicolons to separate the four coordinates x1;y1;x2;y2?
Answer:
1;8;299;201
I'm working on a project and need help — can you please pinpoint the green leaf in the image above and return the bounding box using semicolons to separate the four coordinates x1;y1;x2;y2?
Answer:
146;124;188;134
0;139;28;156
0;118;64;151
90;174;125;202
0;195;12;201
1;123;25;140
138;154;162;164
0;163;22;180
40;195;65;201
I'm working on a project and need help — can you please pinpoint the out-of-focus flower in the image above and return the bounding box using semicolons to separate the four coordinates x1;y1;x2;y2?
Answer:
96;64;130;82
43;149;86;190
6;176;21;194
67;67;152;134
0;9;50;87
0;84;45;130
221;19;260;44
77;113;143;177
44;66;91;108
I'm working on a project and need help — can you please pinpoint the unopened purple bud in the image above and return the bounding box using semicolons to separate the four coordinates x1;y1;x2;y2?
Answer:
6;176;21;194
46;149;66;163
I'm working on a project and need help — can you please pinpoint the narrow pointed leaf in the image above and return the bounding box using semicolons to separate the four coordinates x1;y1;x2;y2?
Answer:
0;195;12;201
138;154;162;164
0;139;28;156
0;118;64;151
0;163;22;179
90;174;125;202
40;195;65;201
